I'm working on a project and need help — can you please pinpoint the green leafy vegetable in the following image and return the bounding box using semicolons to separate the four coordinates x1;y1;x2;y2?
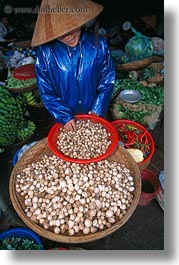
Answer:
0;237;42;250
113;77;164;106
111;73;164;129
5;75;36;89
139;67;157;80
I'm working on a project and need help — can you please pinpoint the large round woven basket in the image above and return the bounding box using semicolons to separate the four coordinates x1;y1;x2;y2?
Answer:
9;138;141;243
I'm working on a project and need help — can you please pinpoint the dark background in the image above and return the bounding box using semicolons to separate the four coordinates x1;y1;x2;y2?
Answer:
0;0;164;20
0;0;164;42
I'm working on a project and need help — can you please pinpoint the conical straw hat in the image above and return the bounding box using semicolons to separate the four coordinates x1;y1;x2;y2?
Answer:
31;0;103;47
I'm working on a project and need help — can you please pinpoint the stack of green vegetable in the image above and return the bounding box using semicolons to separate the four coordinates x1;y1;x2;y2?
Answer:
0;86;36;146
5;74;36;90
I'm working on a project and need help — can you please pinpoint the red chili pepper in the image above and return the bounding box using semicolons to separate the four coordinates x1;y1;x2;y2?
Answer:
145;144;151;151
119;125;127;132
140;144;146;153
139;130;147;142
127;131;131;143
124;142;135;147
131;132;136;143
131;131;138;138
124;131;136;147
144;136;149;145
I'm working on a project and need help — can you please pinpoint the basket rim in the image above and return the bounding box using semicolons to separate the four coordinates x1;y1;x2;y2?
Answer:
115;55;164;71
6;83;37;93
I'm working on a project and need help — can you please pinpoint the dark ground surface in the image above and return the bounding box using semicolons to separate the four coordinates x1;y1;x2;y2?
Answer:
0;106;164;250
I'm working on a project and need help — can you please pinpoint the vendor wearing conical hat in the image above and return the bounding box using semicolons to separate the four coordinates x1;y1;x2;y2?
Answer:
33;0;115;131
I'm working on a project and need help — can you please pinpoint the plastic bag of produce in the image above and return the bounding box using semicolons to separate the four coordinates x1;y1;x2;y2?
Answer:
124;26;154;62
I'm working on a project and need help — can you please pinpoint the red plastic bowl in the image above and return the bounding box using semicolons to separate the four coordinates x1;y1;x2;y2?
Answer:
139;169;161;206
48;114;119;164
111;119;155;170
12;64;36;80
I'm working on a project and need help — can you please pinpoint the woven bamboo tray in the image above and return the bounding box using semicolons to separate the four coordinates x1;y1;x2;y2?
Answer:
9;138;141;243
116;56;164;71
14;40;32;48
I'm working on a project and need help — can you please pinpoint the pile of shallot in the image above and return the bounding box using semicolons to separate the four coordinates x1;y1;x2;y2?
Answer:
15;154;135;236
57;119;111;159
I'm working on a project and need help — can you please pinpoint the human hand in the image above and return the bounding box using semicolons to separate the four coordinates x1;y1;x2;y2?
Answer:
64;119;76;131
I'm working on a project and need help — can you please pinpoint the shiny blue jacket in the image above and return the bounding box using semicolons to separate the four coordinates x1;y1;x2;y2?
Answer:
35;31;115;125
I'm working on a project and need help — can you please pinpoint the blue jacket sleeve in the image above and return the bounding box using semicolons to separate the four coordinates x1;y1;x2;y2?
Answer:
35;47;74;125
90;39;115;116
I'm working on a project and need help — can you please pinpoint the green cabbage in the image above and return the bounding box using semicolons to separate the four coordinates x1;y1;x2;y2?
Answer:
124;26;154;61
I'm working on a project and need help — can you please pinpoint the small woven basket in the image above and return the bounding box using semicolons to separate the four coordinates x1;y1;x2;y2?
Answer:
9;138;141;243
6;83;37;93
